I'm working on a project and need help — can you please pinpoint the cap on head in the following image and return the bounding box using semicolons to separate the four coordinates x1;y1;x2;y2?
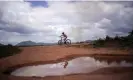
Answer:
62;32;64;34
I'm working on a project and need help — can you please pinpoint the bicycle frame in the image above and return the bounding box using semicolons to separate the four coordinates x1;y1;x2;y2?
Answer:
60;36;65;42
58;36;71;45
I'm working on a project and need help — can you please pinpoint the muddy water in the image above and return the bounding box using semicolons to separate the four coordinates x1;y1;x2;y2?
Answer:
11;57;133;77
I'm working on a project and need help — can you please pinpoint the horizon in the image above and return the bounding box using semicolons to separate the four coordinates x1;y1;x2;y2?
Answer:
0;1;133;45
0;39;93;45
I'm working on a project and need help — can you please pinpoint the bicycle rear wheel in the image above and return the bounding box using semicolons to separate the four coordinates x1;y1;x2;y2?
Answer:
66;39;71;45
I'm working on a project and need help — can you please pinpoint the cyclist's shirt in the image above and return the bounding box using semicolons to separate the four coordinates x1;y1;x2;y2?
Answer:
62;34;67;37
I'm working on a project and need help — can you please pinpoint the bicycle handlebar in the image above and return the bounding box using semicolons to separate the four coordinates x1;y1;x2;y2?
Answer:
59;36;64;38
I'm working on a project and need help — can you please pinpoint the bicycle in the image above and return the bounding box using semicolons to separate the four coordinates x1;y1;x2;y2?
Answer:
58;36;71;45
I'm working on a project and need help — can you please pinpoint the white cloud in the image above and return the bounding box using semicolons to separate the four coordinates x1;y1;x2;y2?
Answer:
0;1;133;44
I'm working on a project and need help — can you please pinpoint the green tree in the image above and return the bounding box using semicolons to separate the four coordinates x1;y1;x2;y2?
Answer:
105;35;111;41
129;30;133;36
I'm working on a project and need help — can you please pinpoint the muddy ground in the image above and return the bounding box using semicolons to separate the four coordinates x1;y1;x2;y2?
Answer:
0;44;133;80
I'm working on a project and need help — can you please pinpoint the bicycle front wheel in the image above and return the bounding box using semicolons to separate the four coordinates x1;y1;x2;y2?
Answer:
58;40;62;45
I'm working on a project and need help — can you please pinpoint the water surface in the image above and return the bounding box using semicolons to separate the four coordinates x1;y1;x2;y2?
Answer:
11;57;133;77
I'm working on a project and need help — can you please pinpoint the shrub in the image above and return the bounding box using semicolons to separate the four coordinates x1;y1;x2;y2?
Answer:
93;30;133;48
93;38;105;48
0;44;21;58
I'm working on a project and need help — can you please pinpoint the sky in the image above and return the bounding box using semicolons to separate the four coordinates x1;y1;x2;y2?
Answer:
0;1;133;45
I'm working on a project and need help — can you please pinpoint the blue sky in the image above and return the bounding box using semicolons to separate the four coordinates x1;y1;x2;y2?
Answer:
26;1;48;7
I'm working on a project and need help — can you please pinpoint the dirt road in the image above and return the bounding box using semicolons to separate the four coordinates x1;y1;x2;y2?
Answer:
0;45;133;80
0;45;132;69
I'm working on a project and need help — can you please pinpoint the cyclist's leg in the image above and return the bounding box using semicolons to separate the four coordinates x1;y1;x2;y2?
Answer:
64;37;67;44
64;60;68;68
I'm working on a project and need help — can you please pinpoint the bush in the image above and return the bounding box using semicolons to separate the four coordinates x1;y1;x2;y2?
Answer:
114;35;119;40
0;44;21;58
93;38;105;47
93;30;133;48
105;35;112;41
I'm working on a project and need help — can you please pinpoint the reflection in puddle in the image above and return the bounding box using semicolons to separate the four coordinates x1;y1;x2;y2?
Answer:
11;57;133;77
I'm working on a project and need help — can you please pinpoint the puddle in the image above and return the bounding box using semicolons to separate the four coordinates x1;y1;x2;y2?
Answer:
11;57;133;77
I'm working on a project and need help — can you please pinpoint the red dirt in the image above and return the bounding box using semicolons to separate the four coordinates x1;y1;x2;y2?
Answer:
0;45;132;69
0;45;133;80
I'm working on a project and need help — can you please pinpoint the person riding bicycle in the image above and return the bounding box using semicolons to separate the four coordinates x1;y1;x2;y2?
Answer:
60;32;67;44
63;60;68;68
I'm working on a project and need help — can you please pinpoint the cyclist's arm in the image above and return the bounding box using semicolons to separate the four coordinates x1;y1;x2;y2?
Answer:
60;35;64;37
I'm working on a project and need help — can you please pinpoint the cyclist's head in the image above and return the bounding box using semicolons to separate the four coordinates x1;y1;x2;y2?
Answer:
62;32;64;34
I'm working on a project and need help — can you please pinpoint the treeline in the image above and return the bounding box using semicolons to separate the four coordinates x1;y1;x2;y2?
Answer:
0;44;21;58
93;30;133;48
